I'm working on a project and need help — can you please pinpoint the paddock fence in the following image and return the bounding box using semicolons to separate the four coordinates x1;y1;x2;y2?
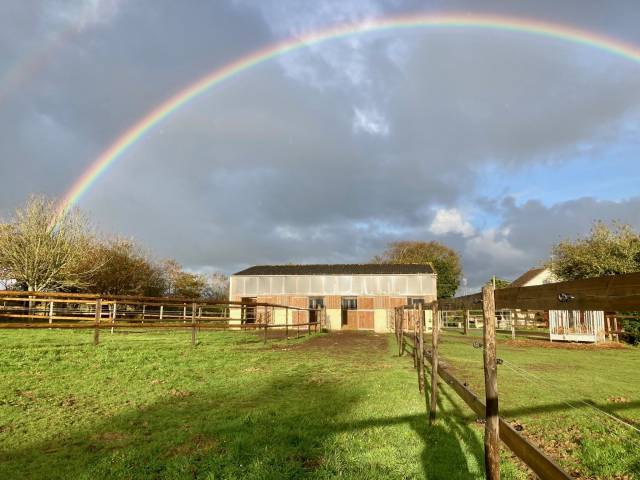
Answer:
395;271;640;480
0;290;325;345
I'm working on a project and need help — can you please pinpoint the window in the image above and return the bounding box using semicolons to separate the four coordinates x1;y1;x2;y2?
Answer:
309;297;324;309
341;297;357;310
241;297;257;323
408;297;425;308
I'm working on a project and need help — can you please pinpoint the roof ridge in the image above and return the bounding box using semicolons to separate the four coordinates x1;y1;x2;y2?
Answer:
233;263;435;276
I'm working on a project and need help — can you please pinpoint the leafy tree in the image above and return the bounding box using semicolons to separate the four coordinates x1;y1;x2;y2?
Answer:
163;259;208;298
86;238;167;296
548;221;640;344
491;277;512;289
0;196;97;292
548;221;640;280
374;241;462;298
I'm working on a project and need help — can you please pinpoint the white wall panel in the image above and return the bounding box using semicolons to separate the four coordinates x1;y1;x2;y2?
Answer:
230;274;437;297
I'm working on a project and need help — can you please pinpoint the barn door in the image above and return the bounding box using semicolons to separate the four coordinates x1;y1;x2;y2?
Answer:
341;297;358;330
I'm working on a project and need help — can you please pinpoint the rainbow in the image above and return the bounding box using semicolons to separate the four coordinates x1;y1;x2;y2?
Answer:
55;12;640;220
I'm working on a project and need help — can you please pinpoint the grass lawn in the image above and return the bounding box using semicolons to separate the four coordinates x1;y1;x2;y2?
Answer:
436;330;640;479
0;329;637;479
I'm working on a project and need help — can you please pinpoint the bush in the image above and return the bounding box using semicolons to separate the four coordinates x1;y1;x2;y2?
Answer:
621;317;640;345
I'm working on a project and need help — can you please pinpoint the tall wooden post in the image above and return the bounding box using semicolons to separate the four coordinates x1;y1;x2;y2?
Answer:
417;303;425;394
142;304;146;323
482;284;500;480
160;304;164;321
430;301;439;424
613;317;619;342
464;309;469;335
191;302;197;347
48;301;54;325
93;298;102;346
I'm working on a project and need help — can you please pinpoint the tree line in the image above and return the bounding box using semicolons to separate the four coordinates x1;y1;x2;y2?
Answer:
0;196;228;299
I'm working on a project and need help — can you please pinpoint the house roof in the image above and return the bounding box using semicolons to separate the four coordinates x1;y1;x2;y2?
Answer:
233;263;435;276
510;267;547;287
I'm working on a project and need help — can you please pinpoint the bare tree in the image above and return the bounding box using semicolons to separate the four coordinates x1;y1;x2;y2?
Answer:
203;271;229;301
0;196;97;292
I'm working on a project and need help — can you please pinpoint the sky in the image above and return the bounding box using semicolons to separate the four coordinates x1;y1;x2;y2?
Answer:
1;0;640;290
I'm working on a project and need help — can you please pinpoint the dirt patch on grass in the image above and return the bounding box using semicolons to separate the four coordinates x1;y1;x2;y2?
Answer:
91;431;129;444
287;331;389;356
503;339;628;350
167;434;218;457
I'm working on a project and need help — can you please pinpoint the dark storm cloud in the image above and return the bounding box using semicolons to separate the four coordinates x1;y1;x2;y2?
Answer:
2;0;640;289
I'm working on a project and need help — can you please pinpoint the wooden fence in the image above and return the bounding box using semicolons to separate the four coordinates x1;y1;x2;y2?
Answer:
395;271;640;480
0;290;325;345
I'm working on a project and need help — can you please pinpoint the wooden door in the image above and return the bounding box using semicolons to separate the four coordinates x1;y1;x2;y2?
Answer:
358;311;374;330
342;310;358;330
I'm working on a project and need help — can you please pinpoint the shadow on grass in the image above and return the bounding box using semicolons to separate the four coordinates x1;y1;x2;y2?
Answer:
0;371;486;480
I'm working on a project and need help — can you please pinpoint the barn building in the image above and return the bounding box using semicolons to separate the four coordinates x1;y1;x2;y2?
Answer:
228;264;437;332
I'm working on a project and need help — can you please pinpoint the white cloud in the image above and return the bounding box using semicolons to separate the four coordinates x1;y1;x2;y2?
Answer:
465;228;527;263
274;225;303;241
352;107;390;136
46;0;124;32
233;0;401;92
429;208;475;237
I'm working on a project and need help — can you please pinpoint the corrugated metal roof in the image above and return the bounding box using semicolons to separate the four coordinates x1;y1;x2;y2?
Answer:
233;263;435;276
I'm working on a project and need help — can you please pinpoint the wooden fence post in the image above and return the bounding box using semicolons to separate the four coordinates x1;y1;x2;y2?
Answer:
93;298;102;346
111;301;117;334
417;303;425;394
48;301;54;325
285;307;289;339
430;301;439;425
263;315;268;344
191;302;197;347
142;304;145;323
395;309;400;355
400;310;405;357
262;308;268;345
482;284;500;480
412;311;418;369
464;309;469;335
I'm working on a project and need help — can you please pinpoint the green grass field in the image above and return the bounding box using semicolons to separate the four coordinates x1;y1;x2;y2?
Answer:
0;329;638;479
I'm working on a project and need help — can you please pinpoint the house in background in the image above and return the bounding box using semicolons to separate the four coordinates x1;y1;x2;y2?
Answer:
510;267;557;288
510;267;606;343
229;264;437;333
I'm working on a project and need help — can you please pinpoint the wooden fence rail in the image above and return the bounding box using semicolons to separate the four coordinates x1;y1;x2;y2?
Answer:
406;272;640;479
398;311;572;480
0;291;325;346
438;271;640;312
